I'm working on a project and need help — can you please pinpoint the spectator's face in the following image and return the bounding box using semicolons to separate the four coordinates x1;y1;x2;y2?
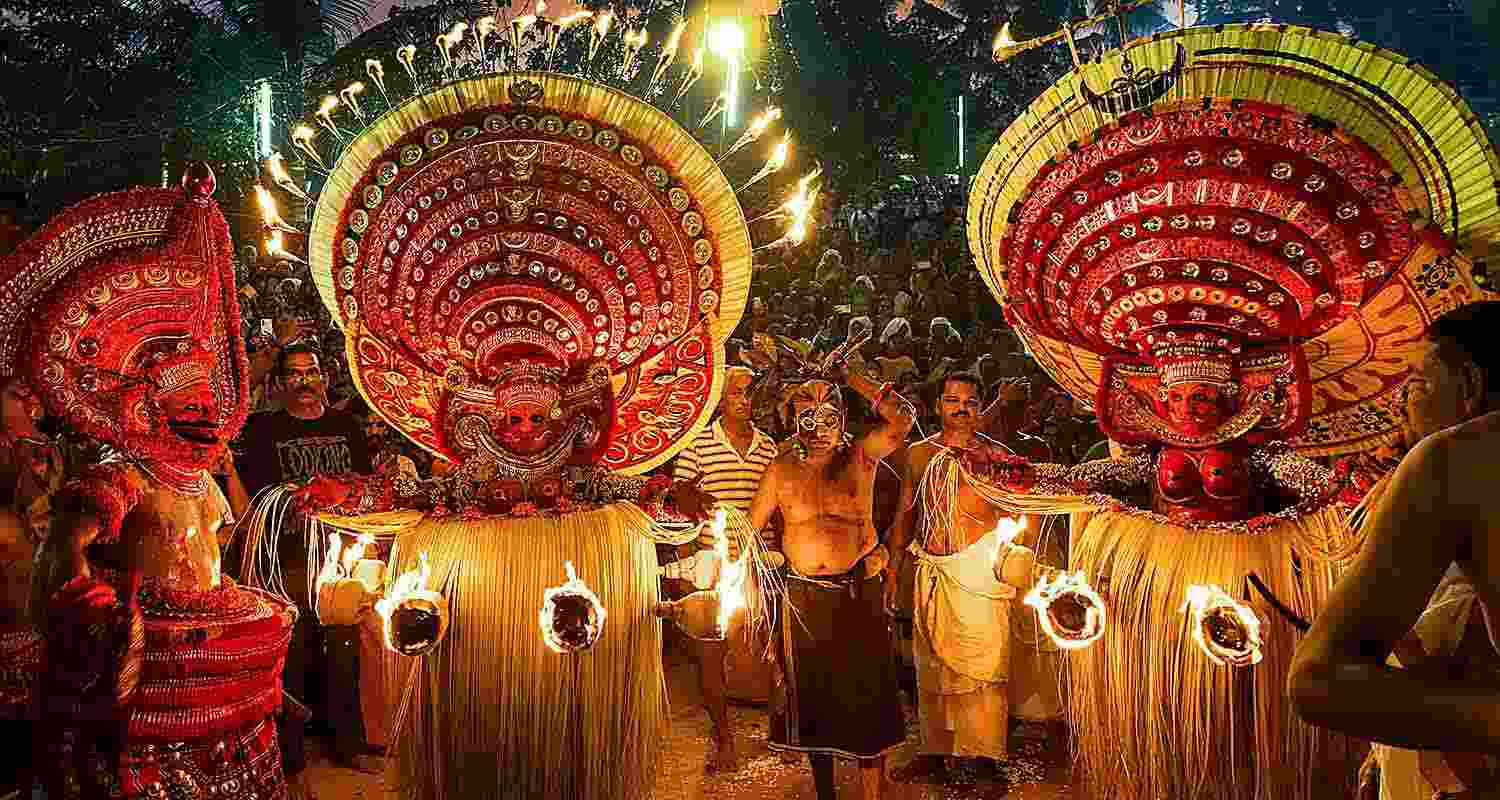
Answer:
936;378;982;434
0;377;42;442
1404;340;1474;440
279;352;325;405
721;371;753;424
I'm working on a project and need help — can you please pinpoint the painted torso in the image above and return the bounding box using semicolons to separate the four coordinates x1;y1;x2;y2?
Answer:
1153;446;1253;524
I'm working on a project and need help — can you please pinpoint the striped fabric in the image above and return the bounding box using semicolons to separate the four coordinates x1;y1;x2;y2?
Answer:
672;420;778;512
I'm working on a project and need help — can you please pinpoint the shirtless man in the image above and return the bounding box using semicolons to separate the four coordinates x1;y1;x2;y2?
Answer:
747;366;915;800
1290;301;1500;760
885;373;1037;781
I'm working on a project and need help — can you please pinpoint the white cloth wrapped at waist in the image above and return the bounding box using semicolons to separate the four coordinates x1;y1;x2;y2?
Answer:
909;528;1027;685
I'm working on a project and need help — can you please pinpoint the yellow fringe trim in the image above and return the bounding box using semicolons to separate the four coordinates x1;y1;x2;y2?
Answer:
379;503;669;800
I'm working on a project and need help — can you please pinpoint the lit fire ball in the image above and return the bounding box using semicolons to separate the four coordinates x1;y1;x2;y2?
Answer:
1182;584;1264;668
1024;570;1107;650
376;552;451;657
540;561;607;654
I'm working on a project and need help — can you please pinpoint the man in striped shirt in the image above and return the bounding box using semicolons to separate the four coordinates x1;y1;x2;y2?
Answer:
672;366;779;772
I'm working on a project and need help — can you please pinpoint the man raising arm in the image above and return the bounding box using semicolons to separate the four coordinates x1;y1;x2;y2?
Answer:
747;364;914;800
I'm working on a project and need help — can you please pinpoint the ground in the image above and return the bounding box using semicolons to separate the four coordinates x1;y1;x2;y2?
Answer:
304;647;1081;800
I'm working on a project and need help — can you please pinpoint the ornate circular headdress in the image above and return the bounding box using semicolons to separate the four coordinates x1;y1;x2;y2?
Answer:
969;24;1500;455
0;166;250;465
306;73;753;473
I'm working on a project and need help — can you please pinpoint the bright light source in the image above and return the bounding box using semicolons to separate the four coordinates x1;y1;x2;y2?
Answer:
708;21;744;58
709;21;744;128
255;80;273;159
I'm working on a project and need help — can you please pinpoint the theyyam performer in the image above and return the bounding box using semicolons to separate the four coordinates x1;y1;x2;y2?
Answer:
964;22;1500;800
254;62;770;799
0;164;296;798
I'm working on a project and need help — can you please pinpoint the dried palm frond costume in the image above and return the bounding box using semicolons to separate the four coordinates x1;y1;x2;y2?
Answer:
963;24;1500;800
0;166;295;799
255;72;751;800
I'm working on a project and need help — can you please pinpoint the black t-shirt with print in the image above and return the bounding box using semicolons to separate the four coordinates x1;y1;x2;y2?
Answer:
236;409;373;498
232;409;373;598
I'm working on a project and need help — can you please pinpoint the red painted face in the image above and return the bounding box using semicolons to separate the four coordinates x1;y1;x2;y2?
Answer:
156;378;224;463
495;390;563;456
1164;382;1227;437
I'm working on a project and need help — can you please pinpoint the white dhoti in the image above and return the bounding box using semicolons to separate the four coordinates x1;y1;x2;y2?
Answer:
1374;567;1494;800
910;529;1018;760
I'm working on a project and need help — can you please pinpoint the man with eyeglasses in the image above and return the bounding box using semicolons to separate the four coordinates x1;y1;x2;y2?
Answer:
234;340;377;794
745;362;915;800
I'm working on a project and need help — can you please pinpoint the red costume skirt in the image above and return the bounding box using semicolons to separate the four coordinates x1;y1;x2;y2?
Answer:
41;583;296;800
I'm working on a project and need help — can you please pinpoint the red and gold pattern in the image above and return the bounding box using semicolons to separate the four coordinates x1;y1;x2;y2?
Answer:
0;166;251;471
309;73;750;474
970;24;1499;456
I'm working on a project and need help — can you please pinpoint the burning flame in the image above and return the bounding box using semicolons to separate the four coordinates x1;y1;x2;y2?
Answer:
990;515;1027;561
710;508;749;635
1182;584;1264;667
620;28;648;76
364;59;390;107
338;82;366;123
314;95;340;136
767;134;790;170
253;185;297;234
721;106;783;159
558;10;592;28
650;19;689;90
785;217;808;246
265;230;306;265
994;22;1017;51
375;551;437;652
396;44;419;87
313;532;376;618
1024;570;1106;650
289;125;325;169
539;561;609;654
266;152;309;201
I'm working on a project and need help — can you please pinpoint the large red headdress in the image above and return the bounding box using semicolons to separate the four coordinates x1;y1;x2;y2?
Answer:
0;165;250;474
306;73;750;475
969;25;1500;456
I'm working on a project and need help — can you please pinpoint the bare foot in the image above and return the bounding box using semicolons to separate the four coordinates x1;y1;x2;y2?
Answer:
890;754;945;783
705;732;739;774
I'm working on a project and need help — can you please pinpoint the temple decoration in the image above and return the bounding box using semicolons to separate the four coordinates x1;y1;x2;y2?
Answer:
1023;570;1106;650
540;561;607;654
1182;583;1264;668
966;23;1500;800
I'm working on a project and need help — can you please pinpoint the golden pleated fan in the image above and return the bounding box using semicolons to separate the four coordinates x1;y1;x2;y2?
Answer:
969;23;1500;456
308;72;751;473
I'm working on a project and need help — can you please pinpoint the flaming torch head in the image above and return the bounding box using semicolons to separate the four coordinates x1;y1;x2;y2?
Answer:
1182;584;1264;667
1024;570;1106;650
768;135;791;170
253;184;280;228
376;552;449;657
365;58;384;81
539;561;608;654
992;22;1023;62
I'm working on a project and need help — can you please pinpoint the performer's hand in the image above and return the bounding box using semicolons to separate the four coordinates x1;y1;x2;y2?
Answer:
994;454;1036;492
671;478;714;521
294;475;355;515
883;564;903;616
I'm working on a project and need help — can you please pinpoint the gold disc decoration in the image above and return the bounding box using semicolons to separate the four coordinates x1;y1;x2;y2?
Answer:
309;73;751;473
969;24;1500;455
